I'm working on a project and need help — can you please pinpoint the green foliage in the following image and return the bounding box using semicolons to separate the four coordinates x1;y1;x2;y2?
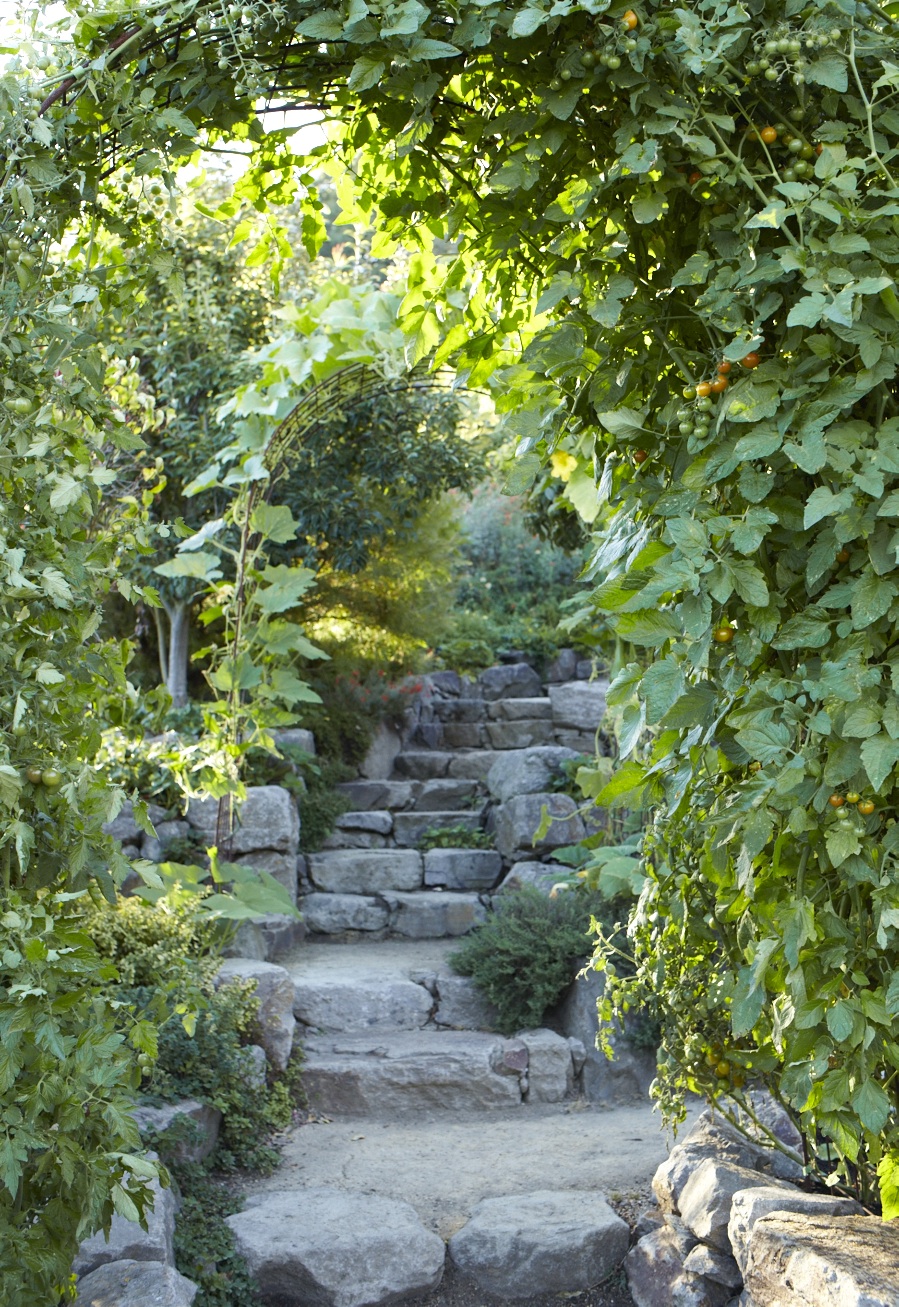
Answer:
450;886;611;1036
82;893;217;989
0;893;159;1307
168;1163;263;1307
417;825;494;851
439;481;588;670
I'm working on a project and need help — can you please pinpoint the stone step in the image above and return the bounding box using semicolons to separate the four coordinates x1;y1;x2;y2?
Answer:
382;890;486;938
484;719;555;749
320;809;393;850
294;974;434;1033
336;780;419;811
307;849;422;894
392;809;485;848
423;848;502;891
446;750;504;781
300;888;485;938
392;751;455;780
301;1029;527;1114
488;697;553;721
413;778;482;812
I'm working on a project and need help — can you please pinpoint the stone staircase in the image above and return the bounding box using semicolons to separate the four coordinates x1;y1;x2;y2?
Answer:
279;659;642;1117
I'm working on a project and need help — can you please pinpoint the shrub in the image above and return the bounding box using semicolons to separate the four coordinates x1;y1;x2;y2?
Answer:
450;886;620;1036
418;824;494;851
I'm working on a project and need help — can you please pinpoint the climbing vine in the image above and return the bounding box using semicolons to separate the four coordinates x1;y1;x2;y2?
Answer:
3;0;899;1285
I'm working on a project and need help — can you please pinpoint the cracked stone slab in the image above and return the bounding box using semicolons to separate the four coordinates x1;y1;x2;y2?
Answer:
307;849;423;894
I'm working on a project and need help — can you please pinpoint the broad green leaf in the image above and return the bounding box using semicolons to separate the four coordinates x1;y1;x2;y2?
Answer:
154;550;222;581
772;610;831;650
877;1153;899;1221
249;503;300;544
595;761;649;809
826;823;861;868
614;609;681;646
641;658;685;724
253;565;317;614
826;1000;855;1043
851;1078;890;1134
851;572;896;627
734;719;792;764
860;734;899;792
804;487;852;529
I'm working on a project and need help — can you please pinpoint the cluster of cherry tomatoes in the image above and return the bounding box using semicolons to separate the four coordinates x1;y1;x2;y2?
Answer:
751;124;823;182
829;792;877;817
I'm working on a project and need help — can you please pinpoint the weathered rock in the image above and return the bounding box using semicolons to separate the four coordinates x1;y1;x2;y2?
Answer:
682;1244;742;1289
321;830;389;851
307;849;423;894
423;848;502;891
273;726;316;756
441;722;484;749
335;810;393;835
485;719;556;749
554;728;601;754
393;810;484;847
74;1261;198;1307
235;849;299;903
625;1217;698;1307
478;663;543;701
302;1030;526;1113
668;1272;731;1305
245;1043;268;1089
432;696;486;723
429;670;463;695
226;1188;445;1307
131;1099;221;1164
727;1186;864;1276
447;750;504;781
449;1190;629;1299
337;779;418;810
215;959;296;1071
652;1110;802;1215
433;974;499;1030
294;976;432;1033
552;963;656;1105
519;1028;574;1102
383;890;487;938
413;778;480;811
488;697;554;721
678;1158;793;1251
393;750;453;780
222;919;270;961
545;648;579;683
154;819;190;847
494;792;585;861
485;747;580;802
358;723;403;780
741;1213;899;1306
497;861;569;895
256;912;307;958
301;892;390;934
74;1172;176;1276
549;680;609;730
187;786;299;856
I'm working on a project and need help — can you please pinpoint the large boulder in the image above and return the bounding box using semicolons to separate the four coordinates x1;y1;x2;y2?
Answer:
74;1261;197;1307
549;680;609;730
488;697;553;721
449;1190;629;1298
728;1186;864;1276
307;849;423;894
74;1173;175;1276
652;1110;802;1215
677;1158;794;1251
494;793;585;861
551;963;655;1104
486;747;580;803
235;849;298;902
187;786;299;856
226;1188;445;1307
485;719;555;749
478;663;542;700
433;974;499;1030
215;959;296;1071
741;1212;899;1306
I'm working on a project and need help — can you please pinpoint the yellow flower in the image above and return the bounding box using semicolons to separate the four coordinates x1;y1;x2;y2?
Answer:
550;450;578;482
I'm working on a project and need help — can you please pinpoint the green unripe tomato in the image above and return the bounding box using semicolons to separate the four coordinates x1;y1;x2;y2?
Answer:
606;55;621;70
800;143;814;159
765;67;778;81
549;77;562;90
11;723;27;738
682;386;696;400
25;765;43;784
41;768;62;788
746;61;761;75
580;50;596;67
678;421;693;435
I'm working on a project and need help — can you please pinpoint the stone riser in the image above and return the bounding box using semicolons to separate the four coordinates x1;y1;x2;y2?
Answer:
301;889;487;939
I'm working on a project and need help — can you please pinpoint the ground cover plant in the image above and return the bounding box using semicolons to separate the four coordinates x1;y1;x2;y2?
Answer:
3;0;899;1291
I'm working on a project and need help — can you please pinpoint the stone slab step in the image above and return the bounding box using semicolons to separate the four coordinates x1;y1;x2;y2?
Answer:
307;850;422;894
487;697;553;721
423;848;502;891
337;780;418;811
301;1030;527;1114
294;975;434;1034
383;890;487;938
301;892;390;934
392;810;485;848
446;750;504;781
393;751;454;780
484;719;555;749
413;778;481;812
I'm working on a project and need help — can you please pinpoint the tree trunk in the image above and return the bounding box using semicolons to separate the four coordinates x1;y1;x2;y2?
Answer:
163;599;191;707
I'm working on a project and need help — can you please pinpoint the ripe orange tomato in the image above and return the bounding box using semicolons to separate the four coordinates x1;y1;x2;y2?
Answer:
717;361;731;375
622;9;639;29
760;126;778;144
713;626;734;643
836;548;850;564
828;794;845;808
689;171;703;184
633;449;648;464
695;381;712;397
710;377;728;393
741;351;761;368
858;799;876;816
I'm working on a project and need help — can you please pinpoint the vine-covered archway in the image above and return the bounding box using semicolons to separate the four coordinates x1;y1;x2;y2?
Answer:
3;0;899;1292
